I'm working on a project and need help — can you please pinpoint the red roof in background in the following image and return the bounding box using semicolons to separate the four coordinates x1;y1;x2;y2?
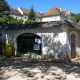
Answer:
11;8;22;16
19;7;43;18
19;7;30;15
43;7;66;17
11;7;66;18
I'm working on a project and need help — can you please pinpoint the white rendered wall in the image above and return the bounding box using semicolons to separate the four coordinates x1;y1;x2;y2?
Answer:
42;16;60;22
3;27;67;58
10;14;22;20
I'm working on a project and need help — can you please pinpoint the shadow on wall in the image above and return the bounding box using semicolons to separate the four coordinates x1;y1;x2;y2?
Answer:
40;32;67;60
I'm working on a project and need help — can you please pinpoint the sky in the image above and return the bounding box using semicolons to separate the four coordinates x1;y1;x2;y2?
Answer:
6;0;80;14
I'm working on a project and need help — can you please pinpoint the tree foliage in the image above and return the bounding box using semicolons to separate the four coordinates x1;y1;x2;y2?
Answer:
0;16;23;24
0;0;10;17
71;13;80;22
9;17;23;24
28;6;36;20
9;17;17;24
0;16;8;23
25;20;35;24
16;19;23;24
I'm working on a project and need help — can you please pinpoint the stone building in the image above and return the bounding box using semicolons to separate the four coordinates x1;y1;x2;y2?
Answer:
0;20;80;61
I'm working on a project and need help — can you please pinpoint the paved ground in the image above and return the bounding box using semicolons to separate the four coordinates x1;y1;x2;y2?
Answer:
0;56;80;80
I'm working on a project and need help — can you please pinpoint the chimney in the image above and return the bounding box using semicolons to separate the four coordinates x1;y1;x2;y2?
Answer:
66;9;70;15
40;10;43;14
9;5;12;10
59;6;62;12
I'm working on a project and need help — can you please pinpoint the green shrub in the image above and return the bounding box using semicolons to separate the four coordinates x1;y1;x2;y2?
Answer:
9;19;17;24
9;17;23;24
25;20;35;24
0;17;8;23
16;19;23;24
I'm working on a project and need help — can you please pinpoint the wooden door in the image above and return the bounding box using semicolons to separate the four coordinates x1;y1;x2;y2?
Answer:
71;34;76;58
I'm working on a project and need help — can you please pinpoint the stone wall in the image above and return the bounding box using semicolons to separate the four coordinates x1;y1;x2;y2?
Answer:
2;27;68;60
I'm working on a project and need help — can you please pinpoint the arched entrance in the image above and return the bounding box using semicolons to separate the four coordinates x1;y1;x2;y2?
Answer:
17;33;41;55
70;31;78;58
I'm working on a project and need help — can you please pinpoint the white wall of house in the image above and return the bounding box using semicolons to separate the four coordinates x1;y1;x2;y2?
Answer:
22;15;28;23
10;14;28;24
36;17;42;22
2;27;68;59
10;14;22;20
11;14;41;23
42;15;75;23
42;16;61;22
60;15;65;21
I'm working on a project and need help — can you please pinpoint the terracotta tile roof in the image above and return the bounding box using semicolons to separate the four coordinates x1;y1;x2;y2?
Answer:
20;7;42;18
36;12;42;18
19;7;30;15
62;11;66;15
11;8;22;16
43;7;65;17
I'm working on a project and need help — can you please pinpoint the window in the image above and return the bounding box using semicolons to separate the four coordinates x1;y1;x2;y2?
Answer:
16;17;17;19
36;19;38;21
71;34;75;48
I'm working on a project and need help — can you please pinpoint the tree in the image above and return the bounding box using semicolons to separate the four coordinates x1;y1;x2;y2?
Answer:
9;16;17;24
0;0;10;17
0;16;8;23
16;19;23;24
28;6;36;20
9;17;23;24
25;20;35;24
71;12;80;22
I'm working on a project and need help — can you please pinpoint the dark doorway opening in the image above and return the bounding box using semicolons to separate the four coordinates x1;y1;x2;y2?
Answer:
71;34;76;58
0;42;5;55
17;33;41;55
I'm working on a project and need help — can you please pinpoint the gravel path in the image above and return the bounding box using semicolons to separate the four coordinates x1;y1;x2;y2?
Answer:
0;56;80;80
